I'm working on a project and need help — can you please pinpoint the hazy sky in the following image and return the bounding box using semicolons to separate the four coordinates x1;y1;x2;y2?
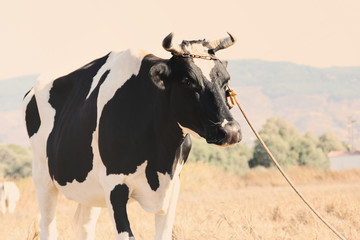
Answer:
1;0;359;79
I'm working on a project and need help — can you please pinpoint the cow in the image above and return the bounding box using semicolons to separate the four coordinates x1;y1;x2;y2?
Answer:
0;181;20;214
23;33;241;240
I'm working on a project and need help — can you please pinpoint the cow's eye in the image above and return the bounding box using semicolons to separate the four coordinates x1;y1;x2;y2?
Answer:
222;81;229;89
181;78;192;88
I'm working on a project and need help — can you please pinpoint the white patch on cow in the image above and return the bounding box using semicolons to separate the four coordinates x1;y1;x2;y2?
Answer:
193;58;215;82
31;75;58;159
183;43;215;82
183;43;209;56
55;158;181;214
100;160;182;239
221;119;228;127
87;49;149;100
96;49;147;122
85;52;118;100
0;182;20;214
116;232;134;240
54;173;110;207
178;123;204;140
155;174;181;239
100;159;183;214
126;161;182;214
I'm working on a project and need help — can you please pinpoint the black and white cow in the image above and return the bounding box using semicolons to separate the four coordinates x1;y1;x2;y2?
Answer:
23;33;241;240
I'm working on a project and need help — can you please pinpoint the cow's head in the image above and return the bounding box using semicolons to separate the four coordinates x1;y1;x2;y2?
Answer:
151;33;241;146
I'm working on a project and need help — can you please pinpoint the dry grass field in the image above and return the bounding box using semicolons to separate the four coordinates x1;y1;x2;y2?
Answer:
1;162;359;240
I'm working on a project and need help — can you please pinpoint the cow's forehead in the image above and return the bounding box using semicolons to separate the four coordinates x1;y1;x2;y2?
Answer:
181;42;217;82
192;58;215;82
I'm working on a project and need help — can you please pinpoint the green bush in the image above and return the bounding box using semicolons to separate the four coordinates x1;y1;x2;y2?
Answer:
249;118;346;170
0;144;32;179
318;132;347;155
249;118;301;168
188;137;252;175
298;132;328;169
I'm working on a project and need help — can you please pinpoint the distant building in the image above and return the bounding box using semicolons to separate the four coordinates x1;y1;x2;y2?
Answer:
328;151;360;170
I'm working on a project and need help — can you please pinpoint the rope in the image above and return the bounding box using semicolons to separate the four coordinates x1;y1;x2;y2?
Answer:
227;88;347;240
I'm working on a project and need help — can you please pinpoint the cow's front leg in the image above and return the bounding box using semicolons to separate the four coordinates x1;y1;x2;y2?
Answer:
155;177;181;240
106;184;135;240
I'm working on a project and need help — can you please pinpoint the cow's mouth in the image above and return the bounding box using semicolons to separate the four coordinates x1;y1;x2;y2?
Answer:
205;121;242;146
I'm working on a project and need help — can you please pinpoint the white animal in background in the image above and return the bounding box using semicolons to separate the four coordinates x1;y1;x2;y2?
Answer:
0;181;20;214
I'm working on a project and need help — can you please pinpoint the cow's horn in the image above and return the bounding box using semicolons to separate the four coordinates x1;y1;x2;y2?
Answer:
209;32;236;52
162;32;183;55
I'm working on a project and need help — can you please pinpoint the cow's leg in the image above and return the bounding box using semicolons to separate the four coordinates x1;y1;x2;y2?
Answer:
73;204;101;240
7;199;17;213
106;184;135;240
155;177;181;240
35;182;59;239
33;163;59;240
0;198;5;214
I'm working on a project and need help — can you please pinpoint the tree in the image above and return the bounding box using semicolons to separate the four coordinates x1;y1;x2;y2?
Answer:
249;118;301;168
0;144;32;179
188;137;252;174
249;118;331;169
318;132;347;155
298;131;328;169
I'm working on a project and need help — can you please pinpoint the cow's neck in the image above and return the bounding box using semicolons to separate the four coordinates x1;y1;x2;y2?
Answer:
137;56;190;177
150;94;189;181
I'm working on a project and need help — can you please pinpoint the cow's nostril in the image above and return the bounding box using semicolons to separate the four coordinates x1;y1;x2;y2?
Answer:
205;121;241;145
223;121;242;144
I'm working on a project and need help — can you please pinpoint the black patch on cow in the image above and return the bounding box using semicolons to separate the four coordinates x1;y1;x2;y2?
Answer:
99;55;186;191
25;95;41;137
23;89;31;99
110;184;133;236
46;54;110;186
171;134;191;178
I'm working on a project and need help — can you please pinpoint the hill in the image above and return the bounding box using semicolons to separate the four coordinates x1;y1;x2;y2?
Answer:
0;74;38;112
228;60;360;99
0;59;359;147
227;60;360;146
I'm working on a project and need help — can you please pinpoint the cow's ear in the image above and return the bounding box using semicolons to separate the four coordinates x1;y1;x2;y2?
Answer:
150;62;171;90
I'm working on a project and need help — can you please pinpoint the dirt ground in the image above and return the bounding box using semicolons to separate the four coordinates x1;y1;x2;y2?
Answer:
1;163;359;240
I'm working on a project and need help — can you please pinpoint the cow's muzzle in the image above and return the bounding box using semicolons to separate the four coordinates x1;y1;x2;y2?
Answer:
205;121;242;146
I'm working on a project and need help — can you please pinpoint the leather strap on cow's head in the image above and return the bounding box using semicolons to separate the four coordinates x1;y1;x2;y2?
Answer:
171;52;220;61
